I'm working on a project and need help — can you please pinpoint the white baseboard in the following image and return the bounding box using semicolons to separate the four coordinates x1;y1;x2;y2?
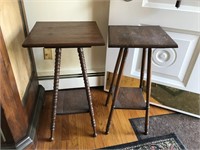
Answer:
39;73;104;91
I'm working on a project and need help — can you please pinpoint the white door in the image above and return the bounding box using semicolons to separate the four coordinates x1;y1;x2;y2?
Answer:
104;0;200;94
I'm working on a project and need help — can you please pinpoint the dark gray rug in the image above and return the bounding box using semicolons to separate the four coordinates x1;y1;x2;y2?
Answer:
101;133;186;149
130;113;200;150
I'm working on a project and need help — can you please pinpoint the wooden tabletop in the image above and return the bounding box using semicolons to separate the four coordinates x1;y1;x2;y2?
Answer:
22;21;105;48
108;26;178;48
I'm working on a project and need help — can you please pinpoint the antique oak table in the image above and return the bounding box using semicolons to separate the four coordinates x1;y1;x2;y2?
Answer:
23;21;104;140
105;26;178;134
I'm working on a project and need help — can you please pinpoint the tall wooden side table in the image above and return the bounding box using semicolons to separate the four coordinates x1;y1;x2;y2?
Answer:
105;26;178;134
22;21;105;140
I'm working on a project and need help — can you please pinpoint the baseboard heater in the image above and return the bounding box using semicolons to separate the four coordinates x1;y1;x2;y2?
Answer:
38;72;105;91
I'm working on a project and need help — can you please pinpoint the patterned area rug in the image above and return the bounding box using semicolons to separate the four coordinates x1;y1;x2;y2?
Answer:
101;133;186;150
130;113;200;150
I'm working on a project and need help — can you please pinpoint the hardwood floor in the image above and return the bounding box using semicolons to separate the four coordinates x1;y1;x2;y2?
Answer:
36;86;172;149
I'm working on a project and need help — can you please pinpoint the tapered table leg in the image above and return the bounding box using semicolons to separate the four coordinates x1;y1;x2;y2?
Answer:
145;48;152;135
105;48;124;106
77;48;97;137
139;48;146;89
50;48;62;141
106;48;128;134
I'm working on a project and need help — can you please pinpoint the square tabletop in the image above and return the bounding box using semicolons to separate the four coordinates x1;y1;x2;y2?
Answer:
108;26;178;48
22;21;105;48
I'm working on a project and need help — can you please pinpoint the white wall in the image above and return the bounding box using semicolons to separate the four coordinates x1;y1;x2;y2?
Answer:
23;0;110;90
24;0;109;76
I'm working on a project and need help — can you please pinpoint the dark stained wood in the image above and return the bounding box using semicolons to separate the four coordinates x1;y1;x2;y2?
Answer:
144;48;152;134
1;107;14;146
23;21;105;141
77;48;97;137
0;27;28;143
22;21;105;48
50;48;62;141
106;48;128;134
115;88;146;109
105;26;178;135
139;48;146;89
57;89;89;114
108;26;178;48
105;48;124;106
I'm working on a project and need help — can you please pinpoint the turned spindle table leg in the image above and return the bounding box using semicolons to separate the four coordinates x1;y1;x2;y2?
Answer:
50;48;62;141
77;48;97;137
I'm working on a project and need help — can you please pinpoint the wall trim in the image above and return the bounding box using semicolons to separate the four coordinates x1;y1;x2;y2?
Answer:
16;85;45;150
2;85;45;150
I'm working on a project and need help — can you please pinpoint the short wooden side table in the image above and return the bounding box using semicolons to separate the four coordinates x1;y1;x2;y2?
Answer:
22;21;105;140
105;26;178;134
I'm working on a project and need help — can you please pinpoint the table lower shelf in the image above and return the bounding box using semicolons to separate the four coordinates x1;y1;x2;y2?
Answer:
56;88;89;115
114;87;146;110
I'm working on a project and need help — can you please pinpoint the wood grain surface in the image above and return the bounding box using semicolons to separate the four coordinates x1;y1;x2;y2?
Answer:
23;22;105;48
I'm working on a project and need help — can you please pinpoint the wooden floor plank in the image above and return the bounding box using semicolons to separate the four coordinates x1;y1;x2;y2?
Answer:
36;86;172;149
